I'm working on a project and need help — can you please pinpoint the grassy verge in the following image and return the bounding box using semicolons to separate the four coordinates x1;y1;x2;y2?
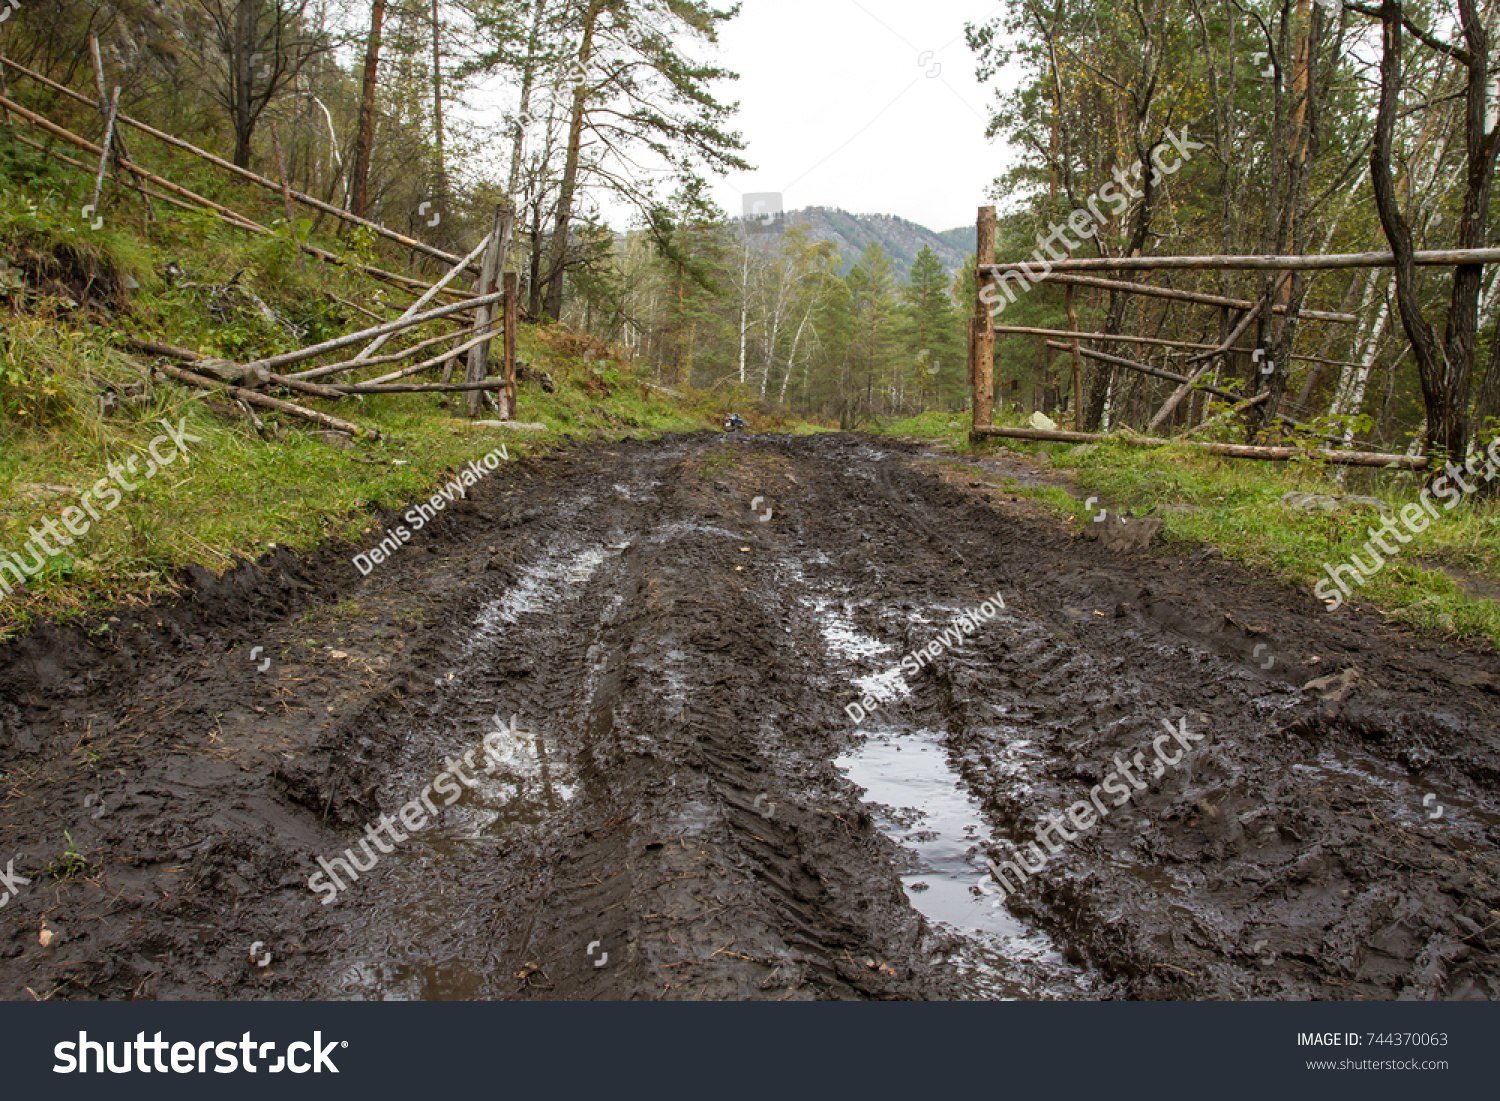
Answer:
873;401;1500;646
986;436;1500;648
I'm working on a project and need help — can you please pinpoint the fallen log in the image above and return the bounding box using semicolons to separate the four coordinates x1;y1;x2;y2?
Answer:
148;361;378;438
969;425;1428;469
124;339;343;400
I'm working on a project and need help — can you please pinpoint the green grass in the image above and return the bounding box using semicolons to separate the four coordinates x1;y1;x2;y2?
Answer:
977;435;1500;647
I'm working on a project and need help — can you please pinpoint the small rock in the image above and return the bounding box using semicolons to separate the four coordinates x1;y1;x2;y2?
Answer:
474;421;549;432
1027;411;1057;431
316;431;355;450
1086;512;1163;553
1302;666;1367;703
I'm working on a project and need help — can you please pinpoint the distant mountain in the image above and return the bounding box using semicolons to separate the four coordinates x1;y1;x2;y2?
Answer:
774;207;976;285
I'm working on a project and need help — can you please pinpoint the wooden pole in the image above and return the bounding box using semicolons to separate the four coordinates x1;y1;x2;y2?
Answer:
88;87;121;221
503;270;519;418
974;206;996;429
462;205;510;415
1065;283;1083;430
86;36;153;221
0;54;478;276
995;271;1357;323
968;425;1428;469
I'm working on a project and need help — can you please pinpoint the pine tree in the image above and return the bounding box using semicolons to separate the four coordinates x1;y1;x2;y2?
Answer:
900;245;963;410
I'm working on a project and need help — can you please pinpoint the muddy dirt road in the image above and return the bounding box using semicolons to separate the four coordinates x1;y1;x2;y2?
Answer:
1;432;1497;1000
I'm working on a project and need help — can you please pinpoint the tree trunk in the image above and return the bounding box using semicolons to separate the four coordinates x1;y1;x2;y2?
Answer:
542;0;606;320
430;0;447;206
1369;0;1499;466
507;0;548;200
349;0;388;220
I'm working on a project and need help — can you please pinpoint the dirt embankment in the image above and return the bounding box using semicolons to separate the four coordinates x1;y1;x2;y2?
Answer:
0;433;1496;1000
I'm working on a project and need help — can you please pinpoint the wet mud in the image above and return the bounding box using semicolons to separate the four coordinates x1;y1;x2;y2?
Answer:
0;432;1496;1000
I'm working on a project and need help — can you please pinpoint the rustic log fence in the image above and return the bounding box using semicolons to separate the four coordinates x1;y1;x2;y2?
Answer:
966;204;1500;469
0;51;528;440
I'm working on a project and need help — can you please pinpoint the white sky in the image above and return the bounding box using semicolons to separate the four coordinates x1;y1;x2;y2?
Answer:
707;0;1020;233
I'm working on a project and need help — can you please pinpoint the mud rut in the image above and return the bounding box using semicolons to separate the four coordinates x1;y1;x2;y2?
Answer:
1;433;1498;1001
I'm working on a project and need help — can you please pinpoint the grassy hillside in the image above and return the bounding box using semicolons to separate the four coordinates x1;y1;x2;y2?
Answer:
0;138;801;639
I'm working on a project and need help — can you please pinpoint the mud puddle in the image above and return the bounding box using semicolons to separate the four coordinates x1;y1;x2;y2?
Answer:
804;580;1090;998
837;726;1091;998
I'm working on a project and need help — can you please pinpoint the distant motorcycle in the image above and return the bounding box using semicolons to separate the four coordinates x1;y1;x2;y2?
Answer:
723;413;747;432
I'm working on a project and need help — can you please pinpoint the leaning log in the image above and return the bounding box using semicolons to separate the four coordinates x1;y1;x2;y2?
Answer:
0;94;462;302
0;54;477;276
149;361;378;438
969;425;1428;470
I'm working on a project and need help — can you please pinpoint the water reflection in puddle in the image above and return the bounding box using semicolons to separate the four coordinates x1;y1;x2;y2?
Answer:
332;721;577;1001
837;727;1091;999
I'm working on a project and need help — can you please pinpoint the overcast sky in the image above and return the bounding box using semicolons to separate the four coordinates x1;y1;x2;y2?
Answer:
707;0;1020;233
